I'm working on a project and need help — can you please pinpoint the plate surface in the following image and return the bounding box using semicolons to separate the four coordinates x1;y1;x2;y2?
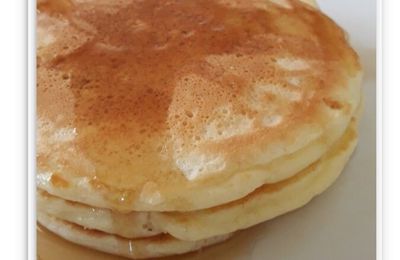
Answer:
37;0;376;259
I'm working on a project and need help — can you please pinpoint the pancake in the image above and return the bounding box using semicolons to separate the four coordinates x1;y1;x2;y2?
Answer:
37;213;233;259
38;112;359;241
299;0;318;7
37;101;359;213
37;190;162;239
37;0;362;213
153;115;359;241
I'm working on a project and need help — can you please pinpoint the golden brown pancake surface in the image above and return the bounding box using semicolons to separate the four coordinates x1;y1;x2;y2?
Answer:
37;0;361;212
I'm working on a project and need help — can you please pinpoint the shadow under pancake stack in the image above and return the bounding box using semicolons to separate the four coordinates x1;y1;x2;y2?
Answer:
36;0;363;258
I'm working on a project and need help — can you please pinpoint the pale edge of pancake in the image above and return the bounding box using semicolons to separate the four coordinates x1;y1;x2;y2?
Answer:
37;191;161;239
37;213;233;260
299;0;318;8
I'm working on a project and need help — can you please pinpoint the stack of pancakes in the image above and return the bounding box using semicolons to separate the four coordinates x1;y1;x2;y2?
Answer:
37;0;362;258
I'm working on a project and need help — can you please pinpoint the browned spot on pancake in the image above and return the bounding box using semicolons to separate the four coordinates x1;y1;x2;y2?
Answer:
323;98;343;110
50;174;70;188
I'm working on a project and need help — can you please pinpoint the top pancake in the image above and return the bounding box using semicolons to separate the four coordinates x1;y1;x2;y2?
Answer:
37;0;361;212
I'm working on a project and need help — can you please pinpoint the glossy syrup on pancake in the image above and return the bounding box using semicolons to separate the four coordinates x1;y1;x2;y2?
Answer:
37;0;360;211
